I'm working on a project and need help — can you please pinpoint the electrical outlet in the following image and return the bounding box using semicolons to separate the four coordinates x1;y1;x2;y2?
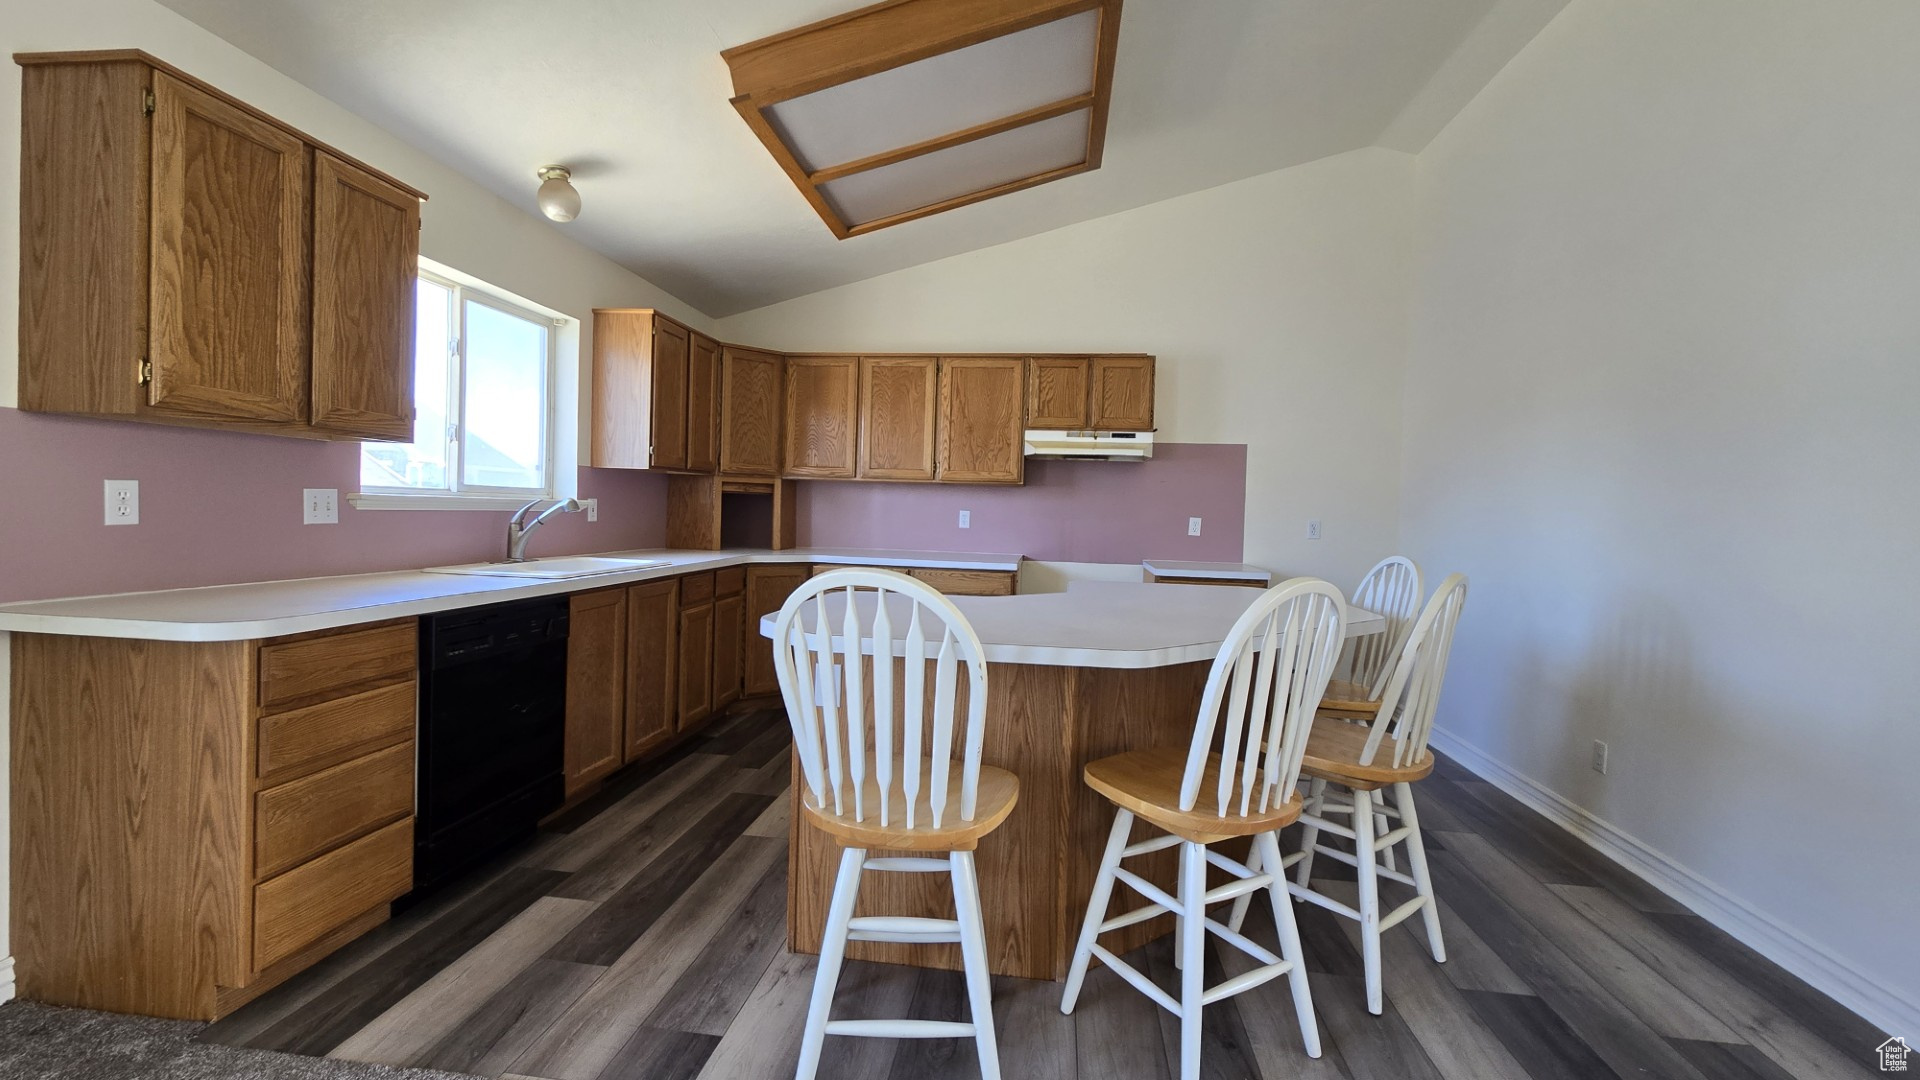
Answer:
303;488;338;525
1188;517;1203;537
583;498;599;522
958;510;971;529
104;479;139;525
1306;519;1323;540
1591;739;1609;775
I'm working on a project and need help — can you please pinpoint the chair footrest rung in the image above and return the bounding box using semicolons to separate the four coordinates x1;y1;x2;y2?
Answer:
847;916;961;936
1122;833;1185;858
1201;959;1293;1006
1100;904;1169;934
1290;882;1362;922
863;857;951;873
1375;825;1416;851
1090;944;1183;1017
824;1019;976;1039
1378;895;1430;932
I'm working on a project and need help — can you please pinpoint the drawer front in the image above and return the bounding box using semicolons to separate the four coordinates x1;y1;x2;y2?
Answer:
910;568;1016;596
678;570;716;606
255;742;414;880
254;817;412;971
714;566;747;597
259;621;416;711
257;682;414;782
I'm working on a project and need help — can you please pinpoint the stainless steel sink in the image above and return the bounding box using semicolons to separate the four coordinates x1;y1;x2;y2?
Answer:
423;556;673;580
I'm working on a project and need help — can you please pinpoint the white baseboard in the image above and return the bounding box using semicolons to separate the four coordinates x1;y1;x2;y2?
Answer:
0;956;14;1004
1428;727;1917;1040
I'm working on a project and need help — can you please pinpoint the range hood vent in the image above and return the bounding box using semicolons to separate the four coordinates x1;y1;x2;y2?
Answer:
1022;429;1153;460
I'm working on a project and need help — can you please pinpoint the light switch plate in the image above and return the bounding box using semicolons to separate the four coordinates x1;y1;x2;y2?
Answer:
104;479;139;526
303;488;339;525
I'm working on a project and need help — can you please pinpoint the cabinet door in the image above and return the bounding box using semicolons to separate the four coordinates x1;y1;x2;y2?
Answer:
720;347;782;477
783;356;859;477
858;356;938;480
1089;356;1155;431
310;152;419;440
1026;357;1089;430
565;589;626;796
677;603;716;731
686;333;720;472
712;593;744;710
744;565;809;696
650;320;692;470
624;579;678;760
937;357;1026;484
148;72;309;423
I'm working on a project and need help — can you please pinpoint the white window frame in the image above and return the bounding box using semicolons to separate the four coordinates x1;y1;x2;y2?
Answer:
351;265;565;511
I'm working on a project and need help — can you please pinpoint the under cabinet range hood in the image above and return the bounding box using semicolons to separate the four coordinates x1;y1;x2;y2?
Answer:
1022;429;1154;460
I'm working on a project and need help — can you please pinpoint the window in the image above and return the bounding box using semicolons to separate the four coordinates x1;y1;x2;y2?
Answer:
358;268;558;502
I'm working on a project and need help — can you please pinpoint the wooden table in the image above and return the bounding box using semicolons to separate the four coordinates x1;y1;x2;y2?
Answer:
763;581;1385;981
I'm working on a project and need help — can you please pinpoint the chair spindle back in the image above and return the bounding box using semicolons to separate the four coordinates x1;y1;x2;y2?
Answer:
1345;556;1423;699
1360;573;1469;769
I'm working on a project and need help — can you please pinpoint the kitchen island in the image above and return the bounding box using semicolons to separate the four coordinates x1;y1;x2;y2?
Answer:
761;580;1384;981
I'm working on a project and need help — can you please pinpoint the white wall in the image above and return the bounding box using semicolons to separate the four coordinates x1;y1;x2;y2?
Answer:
0;0;703;999
719;148;1416;588
1402;0;1920;1034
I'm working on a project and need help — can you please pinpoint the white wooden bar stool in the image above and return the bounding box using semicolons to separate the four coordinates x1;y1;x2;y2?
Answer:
1318;555;1423;718
770;568;1018;1080
1060;578;1346;1080
1230;572;1468;1016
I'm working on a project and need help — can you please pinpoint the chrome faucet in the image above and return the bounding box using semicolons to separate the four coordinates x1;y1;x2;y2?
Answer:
505;498;582;562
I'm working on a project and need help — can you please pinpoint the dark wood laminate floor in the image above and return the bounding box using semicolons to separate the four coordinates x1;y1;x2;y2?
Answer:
202;709;1890;1080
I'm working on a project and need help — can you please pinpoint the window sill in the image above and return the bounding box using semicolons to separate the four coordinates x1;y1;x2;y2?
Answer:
347;492;547;512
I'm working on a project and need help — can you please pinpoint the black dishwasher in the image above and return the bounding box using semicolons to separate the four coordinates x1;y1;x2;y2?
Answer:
414;595;569;894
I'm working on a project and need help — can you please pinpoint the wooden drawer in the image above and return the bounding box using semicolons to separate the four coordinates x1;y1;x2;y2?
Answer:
259;621;415;711
910;568;1016;596
257;682;413;783
715;566;747;597
254;817;412;971
678;571;716;606
255;742;414;880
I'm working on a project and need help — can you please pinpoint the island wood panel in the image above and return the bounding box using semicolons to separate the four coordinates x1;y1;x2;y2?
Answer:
936;356;1026;484
858;356;939;480
909;567;1017;596
308;151;418;440
10;634;254;1019
743;564;811;696
1088;355;1155;430
719;346;783;476
687;333;721;472
149;70;310;424
253;741;414;880
564;588;628;796
1026;356;1091;429
782;355;859;477
624;578;679;760
788;659;1212;980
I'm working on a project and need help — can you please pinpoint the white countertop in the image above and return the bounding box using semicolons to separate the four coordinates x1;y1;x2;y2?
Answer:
0;547;1024;642
1141;560;1274;582
758;580;1385;670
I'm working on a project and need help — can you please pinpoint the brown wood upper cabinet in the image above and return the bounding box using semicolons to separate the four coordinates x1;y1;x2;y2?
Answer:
15;52;425;442
858;356;938;480
593;310;703;471
719;346;783;477
783;356;860;478
1025;355;1156;431
686;333;720;472
937;357;1026;484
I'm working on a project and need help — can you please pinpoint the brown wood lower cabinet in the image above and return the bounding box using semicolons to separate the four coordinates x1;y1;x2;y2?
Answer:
678;601;716;730
625;578;679;760
565;588;627;795
9;620;418;1020
744;564;811;696
910;567;1017;596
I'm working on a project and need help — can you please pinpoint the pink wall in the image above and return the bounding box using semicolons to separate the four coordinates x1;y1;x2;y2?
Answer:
798;442;1247;563
0;407;668;603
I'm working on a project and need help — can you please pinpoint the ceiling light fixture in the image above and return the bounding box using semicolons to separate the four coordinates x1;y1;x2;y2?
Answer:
722;0;1123;239
535;165;580;222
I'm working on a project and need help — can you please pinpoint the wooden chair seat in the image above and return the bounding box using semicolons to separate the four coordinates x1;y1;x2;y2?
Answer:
801;762;1020;852
1315;678;1382;718
1084;748;1303;844
1299;719;1434;790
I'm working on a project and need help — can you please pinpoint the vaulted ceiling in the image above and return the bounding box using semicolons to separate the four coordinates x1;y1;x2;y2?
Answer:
154;0;1567;316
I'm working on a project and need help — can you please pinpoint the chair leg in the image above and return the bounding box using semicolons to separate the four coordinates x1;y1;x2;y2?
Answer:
1257;829;1321;1058
1396;781;1446;963
1178;841;1207;1080
1225;838;1260;933
1062;809;1133;1014
1351;788;1383;1015
797;846;865;1080
1293;778;1329;886
1378;809;1397;873
951;850;1003;1080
